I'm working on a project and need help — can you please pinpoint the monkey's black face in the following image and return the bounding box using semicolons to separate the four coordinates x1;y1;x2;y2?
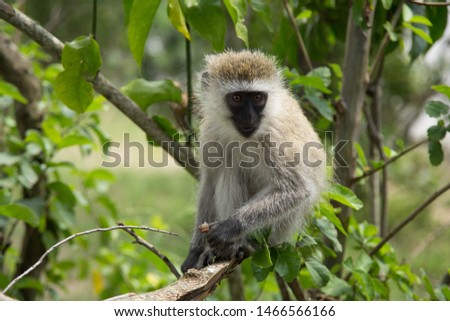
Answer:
225;91;267;137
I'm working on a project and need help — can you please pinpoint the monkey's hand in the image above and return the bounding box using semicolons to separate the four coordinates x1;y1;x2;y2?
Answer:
181;245;215;273
207;219;252;261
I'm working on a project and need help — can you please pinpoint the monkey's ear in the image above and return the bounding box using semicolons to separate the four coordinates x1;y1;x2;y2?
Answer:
201;72;210;89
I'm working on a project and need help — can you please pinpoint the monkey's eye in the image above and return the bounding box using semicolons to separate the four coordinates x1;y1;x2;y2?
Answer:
252;92;267;107
232;93;243;103
226;92;245;107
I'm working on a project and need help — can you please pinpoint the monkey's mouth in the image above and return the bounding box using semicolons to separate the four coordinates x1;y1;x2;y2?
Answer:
239;125;257;137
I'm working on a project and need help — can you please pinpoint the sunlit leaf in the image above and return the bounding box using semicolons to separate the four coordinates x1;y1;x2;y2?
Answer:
167;0;191;40
0;80;28;104
224;0;248;47
326;183;364;210
128;0;161;67
403;22;433;44
431;85;450;100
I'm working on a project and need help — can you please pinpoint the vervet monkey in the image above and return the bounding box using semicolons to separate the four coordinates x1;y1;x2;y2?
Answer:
181;50;327;273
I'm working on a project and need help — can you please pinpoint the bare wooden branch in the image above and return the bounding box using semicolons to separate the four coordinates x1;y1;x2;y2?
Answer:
0;3;199;178
108;260;239;301
117;223;181;279
1;225;176;294
281;0;313;73
370;182;450;256
287;278;307;301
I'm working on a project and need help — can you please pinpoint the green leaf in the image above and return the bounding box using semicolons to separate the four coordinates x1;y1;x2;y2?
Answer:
183;0;226;51
427;4;447;42
317;201;347;236
122;79;182;110
0;152;21;166
409;15;432;27
306;95;334;121
322;275;352;297
251;262;272;282
250;0;274;32
19;161;39;189
224;0;248;47
381;0;392;10
403;22;433;44
425;101;449;118
0;80;28;104
62;35;102;79
355;142;368;167
48;182;77;209
153;115;180;139
427;125;447;141
428;140;444;166
353;270;375;300
305;258;331;287
57;133;93;149
297;9;313;21
167;0;191;40
128;0;161;67
0;203;39;227
315;217;342;252
402;4;413;22
384;21;399;42
329;63;343;79
252;243;272;268
291;76;331;94
326;183;364;210
274;243;301;283
54;69;94;113
431;85;450;100
422;273;438;300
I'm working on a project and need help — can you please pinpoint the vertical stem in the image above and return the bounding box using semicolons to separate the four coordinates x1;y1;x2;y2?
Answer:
185;24;193;145
333;0;377;272
92;0;97;39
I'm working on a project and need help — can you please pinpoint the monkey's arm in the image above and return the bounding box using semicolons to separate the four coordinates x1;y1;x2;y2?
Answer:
181;170;217;272
207;168;309;253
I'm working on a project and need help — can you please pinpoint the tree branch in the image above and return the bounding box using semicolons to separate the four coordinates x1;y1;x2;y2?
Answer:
108;260;240;301
282;0;313;73
117;223;181;279
352;139;427;183
370;182;450;256
0;2;199;178
1;225;176;295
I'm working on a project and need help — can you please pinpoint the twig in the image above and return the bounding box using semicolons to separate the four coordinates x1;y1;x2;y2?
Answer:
2;225;176;294
281;0;313;73
410;223;450;260
352;139;427;182
407;0;450;6
370;182;450;256
287;278;307;300
0;3;199;178
370;1;404;82
275;273;292;300
117;223;181;279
